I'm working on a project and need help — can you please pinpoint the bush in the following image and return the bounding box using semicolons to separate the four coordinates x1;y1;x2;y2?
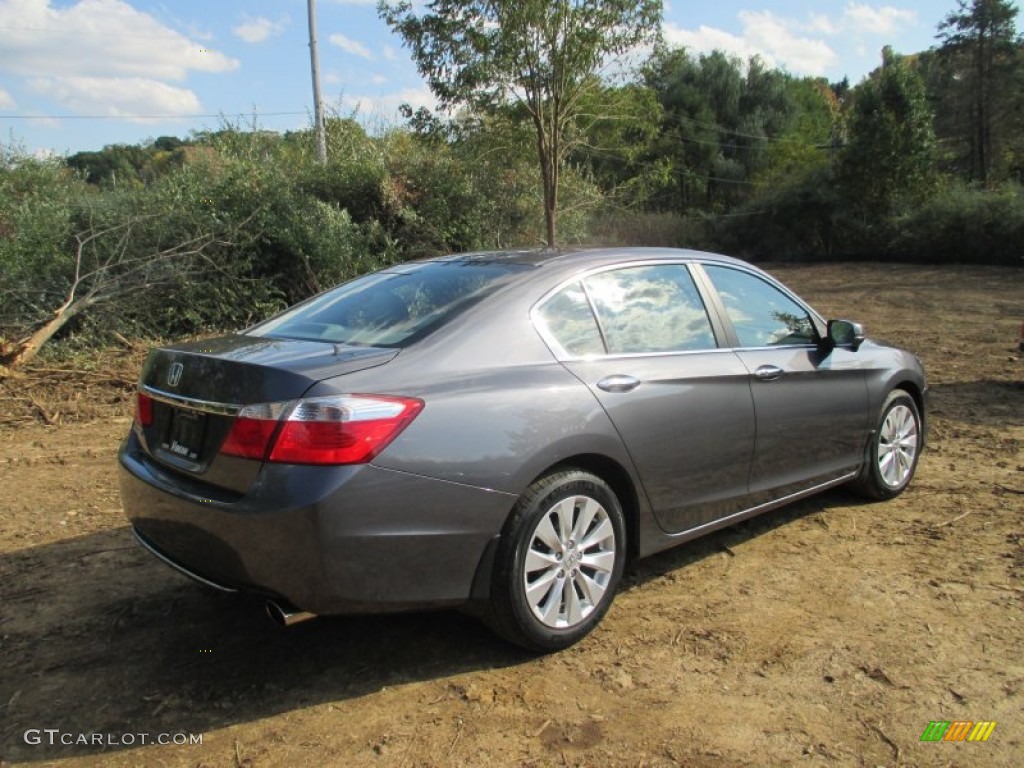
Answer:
710;167;851;260
890;182;1024;265
587;209;709;248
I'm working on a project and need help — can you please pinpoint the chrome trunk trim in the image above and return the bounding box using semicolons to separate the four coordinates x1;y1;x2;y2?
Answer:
140;385;242;416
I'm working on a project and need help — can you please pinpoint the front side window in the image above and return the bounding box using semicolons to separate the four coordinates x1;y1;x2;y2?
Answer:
703;265;816;348
583;265;717;354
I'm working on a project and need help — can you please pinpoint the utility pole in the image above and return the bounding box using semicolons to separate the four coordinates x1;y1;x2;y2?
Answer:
307;0;327;164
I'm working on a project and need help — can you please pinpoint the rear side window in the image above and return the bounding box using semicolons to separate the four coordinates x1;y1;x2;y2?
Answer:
704;265;815;347
250;261;532;347
535;282;605;356
536;264;717;357
585;265;716;354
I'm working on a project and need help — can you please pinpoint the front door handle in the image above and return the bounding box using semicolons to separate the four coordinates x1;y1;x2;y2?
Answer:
597;374;641;393
753;365;784;382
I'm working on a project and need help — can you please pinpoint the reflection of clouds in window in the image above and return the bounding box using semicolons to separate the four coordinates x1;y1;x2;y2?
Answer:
538;282;605;356
585;267;716;354
714;290;753;328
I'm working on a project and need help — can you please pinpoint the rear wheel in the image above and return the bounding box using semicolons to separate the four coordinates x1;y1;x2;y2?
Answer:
485;470;626;652
852;389;922;500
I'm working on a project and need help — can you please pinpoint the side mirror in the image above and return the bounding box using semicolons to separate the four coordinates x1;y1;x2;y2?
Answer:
827;319;865;351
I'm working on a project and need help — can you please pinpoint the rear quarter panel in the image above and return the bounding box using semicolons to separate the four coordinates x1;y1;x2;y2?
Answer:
301;287;645;499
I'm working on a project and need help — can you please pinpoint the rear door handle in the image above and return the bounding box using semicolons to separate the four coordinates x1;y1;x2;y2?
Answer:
753;365;784;382
597;374;641;393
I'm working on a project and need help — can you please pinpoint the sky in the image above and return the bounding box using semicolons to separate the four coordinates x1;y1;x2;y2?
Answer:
0;0;953;157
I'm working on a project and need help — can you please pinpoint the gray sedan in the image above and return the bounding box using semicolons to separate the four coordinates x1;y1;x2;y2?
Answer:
119;248;926;651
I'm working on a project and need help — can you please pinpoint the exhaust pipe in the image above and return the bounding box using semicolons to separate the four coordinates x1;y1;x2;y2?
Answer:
265;599;317;628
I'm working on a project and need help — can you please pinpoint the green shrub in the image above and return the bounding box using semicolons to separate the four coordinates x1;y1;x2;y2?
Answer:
890;182;1024;265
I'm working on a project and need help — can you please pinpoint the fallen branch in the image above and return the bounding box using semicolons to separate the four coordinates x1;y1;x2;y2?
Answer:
935;510;973;527
23;367;135;385
861;718;900;763
111;331;140;350
25;394;58;426
995;484;1024;496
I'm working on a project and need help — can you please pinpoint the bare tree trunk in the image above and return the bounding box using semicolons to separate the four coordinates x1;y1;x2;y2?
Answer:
2;296;94;368
533;115;558;248
543;149;558;248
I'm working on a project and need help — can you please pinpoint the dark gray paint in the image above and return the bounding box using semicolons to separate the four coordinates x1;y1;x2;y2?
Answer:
119;247;927;618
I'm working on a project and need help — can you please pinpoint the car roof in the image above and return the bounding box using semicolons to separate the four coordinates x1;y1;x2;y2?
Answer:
428;247;750;269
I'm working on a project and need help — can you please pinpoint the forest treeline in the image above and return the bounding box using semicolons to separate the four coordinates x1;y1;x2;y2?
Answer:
1;0;1022;362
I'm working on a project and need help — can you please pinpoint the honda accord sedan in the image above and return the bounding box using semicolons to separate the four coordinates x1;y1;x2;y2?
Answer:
119;248;926;651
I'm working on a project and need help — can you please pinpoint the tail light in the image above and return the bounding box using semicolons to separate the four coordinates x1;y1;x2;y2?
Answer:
220;394;423;465
134;392;153;427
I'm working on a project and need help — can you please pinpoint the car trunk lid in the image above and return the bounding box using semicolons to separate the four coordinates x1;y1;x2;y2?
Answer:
133;334;398;493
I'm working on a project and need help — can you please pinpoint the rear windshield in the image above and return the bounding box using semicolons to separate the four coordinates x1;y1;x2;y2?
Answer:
248;260;532;347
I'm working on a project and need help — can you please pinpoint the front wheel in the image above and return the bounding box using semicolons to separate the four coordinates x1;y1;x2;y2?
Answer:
852;389;922;500
485;470;626;652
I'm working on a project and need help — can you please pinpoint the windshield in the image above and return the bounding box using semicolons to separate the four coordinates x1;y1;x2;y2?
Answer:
248;260;533;347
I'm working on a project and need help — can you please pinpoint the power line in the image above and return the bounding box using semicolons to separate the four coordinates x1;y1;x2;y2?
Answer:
661;111;832;145
0;111;309;120
0;24;203;41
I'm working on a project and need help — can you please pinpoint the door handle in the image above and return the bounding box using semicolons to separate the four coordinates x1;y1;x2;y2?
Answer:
597;374;641;393
753;365;784;382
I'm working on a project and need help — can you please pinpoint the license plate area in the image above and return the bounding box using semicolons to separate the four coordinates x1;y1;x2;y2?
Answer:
161;408;208;463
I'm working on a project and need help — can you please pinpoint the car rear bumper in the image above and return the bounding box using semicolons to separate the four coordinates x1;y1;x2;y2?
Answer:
119;434;516;615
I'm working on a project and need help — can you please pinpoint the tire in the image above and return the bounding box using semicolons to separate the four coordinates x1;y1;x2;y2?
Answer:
485;469;626;652
851;389;922;500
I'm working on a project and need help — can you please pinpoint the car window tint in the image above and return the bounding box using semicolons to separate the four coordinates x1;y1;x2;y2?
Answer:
536;282;606;356
704;265;815;347
583;265;717;354
249;261;532;347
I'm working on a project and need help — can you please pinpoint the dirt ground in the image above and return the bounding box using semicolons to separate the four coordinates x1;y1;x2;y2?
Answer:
0;263;1021;768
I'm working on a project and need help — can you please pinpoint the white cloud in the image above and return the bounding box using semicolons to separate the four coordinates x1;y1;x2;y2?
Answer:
664;11;837;75
663;23;764;63
383;45;398;62
0;1;238;119
340;86;436;120
329;32;373;60
740;11;838;73
842;3;916;36
662;4;917;75
807;14;839;35
326;0;377;5
0;87;14;108
30;76;201;121
324;72;343;85
233;15;288;44
371;74;388;85
0;0;238;80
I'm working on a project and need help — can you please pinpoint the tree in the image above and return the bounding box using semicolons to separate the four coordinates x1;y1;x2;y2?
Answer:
379;0;663;247
839;47;937;217
641;48;803;214
936;0;1022;183
567;82;663;203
